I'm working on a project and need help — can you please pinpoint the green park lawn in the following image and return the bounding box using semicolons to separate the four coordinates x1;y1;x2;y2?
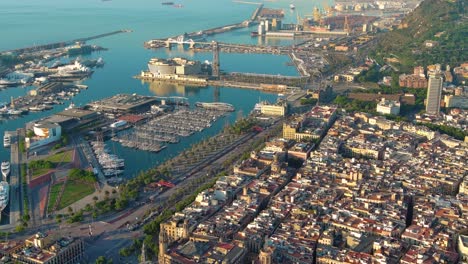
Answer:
31;168;52;179
46;150;73;164
47;182;64;213
58;180;95;210
30;150;74;179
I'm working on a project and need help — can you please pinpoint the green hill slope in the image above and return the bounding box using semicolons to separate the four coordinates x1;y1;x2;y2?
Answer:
371;0;467;72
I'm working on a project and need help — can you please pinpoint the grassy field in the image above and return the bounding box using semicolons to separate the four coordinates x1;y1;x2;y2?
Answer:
58;180;95;210
47;182;64;213
47;150;73;165
31;168;52;179
30;150;74;179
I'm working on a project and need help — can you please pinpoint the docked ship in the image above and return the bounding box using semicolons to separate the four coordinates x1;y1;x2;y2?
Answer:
251;102;262;115
0;181;9;217
7;109;23;116
1;161;10;180
65;102;76;110
48;61;93;82
0;79;20;87
3;134;11;148
195;102;235;112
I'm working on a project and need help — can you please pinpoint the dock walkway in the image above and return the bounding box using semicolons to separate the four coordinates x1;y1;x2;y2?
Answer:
2;131;20;230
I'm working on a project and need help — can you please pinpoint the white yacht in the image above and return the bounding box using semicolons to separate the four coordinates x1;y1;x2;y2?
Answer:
3;134;11;148
0;181;10;215
7;109;22;116
96;57;105;67
1;161;9;180
65;102;76;110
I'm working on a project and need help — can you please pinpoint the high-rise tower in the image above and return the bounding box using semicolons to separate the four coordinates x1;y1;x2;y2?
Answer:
426;73;443;115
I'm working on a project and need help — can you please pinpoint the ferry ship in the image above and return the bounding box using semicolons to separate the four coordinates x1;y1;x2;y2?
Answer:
1;161;10;180
195;102;235;112
0;181;9;218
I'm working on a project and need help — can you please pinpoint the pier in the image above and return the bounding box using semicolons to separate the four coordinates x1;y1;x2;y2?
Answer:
221;72;309;87
1;29;132;54
250;3;264;21
1;131;21;230
143;3;262;50
145;39;287;54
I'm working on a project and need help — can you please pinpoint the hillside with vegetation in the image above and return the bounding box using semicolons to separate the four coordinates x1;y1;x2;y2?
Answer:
370;0;467;72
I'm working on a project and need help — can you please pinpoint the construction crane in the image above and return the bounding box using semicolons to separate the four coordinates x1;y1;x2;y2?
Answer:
313;6;322;23
323;2;334;17
303;6;327;26
295;10;309;30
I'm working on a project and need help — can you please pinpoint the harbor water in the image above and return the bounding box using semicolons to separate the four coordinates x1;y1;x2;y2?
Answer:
0;0;324;177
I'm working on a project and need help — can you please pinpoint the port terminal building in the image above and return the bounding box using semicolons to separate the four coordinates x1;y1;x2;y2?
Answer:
139;57;208;85
259;101;288;116
147;58;202;76
87;94;159;114
37;108;101;132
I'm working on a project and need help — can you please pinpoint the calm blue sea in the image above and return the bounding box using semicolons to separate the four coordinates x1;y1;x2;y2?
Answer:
0;0;326;176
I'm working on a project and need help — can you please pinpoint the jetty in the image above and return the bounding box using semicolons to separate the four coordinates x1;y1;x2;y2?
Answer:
1;29;132;54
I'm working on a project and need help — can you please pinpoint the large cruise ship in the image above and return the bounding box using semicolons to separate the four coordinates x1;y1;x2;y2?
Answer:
195;102;235;112
1;161;10;180
0;181;9;217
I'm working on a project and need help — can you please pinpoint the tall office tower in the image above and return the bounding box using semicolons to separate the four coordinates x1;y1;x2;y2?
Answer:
426;74;443;115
